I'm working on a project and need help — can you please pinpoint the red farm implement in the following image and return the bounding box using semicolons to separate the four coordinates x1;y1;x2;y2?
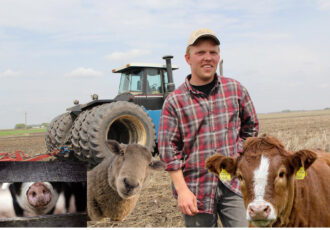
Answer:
0;147;71;162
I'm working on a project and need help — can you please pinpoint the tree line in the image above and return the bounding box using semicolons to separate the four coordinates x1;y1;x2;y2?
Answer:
14;123;49;129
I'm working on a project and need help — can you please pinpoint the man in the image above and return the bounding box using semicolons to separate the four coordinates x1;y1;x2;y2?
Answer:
158;28;259;227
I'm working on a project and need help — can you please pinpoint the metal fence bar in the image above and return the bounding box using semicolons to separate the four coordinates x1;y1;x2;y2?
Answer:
0;161;87;182
0;213;87;227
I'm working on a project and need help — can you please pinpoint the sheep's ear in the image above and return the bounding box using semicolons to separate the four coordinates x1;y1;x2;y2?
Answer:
106;140;124;155
149;160;166;171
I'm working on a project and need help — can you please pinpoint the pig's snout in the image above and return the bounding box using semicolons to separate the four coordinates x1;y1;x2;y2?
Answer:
27;182;52;207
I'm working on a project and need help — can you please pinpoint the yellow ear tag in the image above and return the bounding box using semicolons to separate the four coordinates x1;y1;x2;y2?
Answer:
219;169;231;181
296;167;307;180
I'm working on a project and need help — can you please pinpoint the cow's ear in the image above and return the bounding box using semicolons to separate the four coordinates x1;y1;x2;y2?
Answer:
205;154;237;176
106;140;125;155
289;149;317;172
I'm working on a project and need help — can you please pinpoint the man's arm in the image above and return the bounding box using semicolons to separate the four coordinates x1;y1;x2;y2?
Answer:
158;98;198;216
239;86;259;145
169;170;199;216
158;98;184;170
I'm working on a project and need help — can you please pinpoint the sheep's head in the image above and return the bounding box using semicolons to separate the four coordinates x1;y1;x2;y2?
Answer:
106;140;165;199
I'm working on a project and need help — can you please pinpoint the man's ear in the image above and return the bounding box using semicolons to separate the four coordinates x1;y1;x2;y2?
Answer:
289;149;317;172
205;154;237;176
184;53;191;65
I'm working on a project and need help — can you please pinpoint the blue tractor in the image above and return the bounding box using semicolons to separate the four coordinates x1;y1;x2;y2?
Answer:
45;56;178;165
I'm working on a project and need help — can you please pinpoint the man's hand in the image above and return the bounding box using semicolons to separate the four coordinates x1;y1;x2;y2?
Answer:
168;170;199;216
177;188;199;216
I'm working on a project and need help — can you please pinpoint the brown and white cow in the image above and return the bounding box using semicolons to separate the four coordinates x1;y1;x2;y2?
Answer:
206;135;330;227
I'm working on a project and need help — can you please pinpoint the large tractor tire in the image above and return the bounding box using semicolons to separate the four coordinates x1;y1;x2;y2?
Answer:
87;101;156;162
45;112;74;152
71;109;91;161
45;113;61;151
71;106;101;165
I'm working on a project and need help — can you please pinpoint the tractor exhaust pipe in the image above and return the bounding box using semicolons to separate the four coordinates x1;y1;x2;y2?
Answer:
219;59;224;76
163;55;175;92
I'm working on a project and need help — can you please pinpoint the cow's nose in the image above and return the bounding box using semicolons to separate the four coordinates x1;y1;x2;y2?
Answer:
248;203;271;220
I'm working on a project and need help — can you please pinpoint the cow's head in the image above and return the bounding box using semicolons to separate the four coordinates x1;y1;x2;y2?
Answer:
205;135;317;227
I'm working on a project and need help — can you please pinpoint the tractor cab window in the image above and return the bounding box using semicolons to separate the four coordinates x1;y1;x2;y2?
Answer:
118;69;143;94
163;70;169;92
146;68;162;94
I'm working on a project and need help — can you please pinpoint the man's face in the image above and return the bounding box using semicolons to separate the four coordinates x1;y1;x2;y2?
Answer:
185;39;220;85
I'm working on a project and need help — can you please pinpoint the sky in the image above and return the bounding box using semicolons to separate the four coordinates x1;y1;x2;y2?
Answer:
0;0;330;129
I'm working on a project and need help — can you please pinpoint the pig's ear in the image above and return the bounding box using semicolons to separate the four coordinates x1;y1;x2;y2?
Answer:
106;140;125;155
149;160;166;171
1;183;11;190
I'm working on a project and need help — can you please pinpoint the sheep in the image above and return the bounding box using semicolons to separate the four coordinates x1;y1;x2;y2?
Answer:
87;140;166;221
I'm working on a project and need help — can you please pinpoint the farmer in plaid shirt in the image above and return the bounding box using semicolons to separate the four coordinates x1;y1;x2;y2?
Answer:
158;28;259;227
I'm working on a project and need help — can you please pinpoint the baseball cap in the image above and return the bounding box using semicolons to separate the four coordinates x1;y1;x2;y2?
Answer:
187;28;220;46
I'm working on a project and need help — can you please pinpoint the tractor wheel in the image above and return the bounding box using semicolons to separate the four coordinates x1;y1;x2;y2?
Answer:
45;113;61;151
71;106;101;165
87;101;156;162
45;112;74;152
71;109;91;161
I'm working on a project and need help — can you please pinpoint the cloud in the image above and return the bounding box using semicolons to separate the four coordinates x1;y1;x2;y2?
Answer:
0;69;20;78
316;0;330;10
64;67;103;78
319;83;329;89
0;0;291;45
237;32;291;40
105;49;150;61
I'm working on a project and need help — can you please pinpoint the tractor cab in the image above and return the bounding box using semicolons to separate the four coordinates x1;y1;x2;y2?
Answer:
112;56;178;110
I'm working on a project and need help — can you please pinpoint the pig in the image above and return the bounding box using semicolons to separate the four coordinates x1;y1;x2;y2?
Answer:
62;182;87;213
9;182;62;217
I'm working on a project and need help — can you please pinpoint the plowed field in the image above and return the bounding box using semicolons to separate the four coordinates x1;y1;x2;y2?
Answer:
1;109;329;227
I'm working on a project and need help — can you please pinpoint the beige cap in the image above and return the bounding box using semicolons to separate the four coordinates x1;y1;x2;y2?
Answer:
187;28;220;46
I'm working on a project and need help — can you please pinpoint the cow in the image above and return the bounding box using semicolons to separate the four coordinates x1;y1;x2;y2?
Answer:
205;135;330;227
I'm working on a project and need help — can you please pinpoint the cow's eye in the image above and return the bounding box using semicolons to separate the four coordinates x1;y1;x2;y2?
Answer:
279;171;285;178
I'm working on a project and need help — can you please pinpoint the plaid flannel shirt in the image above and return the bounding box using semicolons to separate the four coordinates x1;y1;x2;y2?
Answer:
158;74;259;214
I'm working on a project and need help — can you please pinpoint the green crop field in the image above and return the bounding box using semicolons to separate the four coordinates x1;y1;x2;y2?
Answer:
0;128;46;137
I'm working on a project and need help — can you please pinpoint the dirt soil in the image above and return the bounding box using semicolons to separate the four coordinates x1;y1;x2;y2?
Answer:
0;133;185;227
